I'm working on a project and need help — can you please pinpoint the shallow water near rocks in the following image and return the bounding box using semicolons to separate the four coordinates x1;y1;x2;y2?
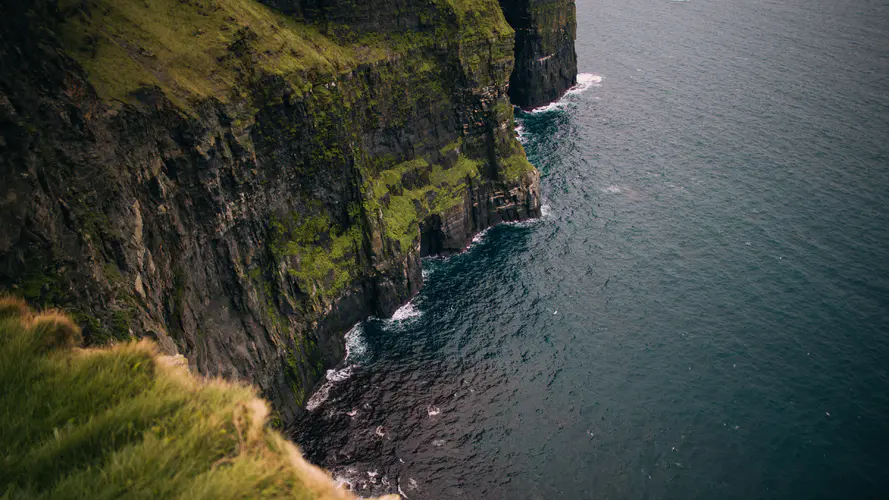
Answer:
293;0;889;497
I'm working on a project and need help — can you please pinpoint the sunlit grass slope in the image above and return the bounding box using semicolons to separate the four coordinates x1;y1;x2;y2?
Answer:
56;0;512;107
0;297;389;499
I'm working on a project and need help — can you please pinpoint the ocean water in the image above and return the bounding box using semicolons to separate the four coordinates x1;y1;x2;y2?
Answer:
293;0;889;497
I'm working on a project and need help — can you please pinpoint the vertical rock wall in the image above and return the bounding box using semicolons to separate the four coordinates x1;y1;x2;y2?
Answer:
0;0;551;423
499;0;578;109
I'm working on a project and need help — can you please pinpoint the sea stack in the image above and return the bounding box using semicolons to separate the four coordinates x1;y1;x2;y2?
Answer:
499;0;579;109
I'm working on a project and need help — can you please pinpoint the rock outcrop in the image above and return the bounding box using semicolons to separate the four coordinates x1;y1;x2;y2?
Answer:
499;0;578;109
0;0;568;423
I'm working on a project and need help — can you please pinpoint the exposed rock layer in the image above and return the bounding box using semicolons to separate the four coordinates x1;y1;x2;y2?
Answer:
0;0;566;423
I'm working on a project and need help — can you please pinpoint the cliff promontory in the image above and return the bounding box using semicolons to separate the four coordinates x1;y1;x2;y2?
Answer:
0;0;576;424
0;296;397;499
500;0;578;108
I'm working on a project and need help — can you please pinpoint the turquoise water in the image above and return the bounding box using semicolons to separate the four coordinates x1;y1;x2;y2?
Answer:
294;0;889;497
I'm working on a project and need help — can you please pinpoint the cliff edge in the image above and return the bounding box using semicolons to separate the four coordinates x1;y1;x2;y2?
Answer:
0;296;396;498
0;0;573;423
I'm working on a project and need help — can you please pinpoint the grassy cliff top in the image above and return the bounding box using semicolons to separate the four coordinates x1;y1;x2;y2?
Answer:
0;297;392;499
57;0;360;107
56;0;513;107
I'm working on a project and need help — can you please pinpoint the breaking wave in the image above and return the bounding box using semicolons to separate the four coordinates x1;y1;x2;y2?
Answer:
305;324;367;411
527;73;603;113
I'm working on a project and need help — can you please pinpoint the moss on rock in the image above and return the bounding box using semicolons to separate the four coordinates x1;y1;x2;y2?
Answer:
269;210;361;300
364;154;483;251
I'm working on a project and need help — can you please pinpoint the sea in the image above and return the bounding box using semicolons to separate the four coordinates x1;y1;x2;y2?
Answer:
293;0;889;497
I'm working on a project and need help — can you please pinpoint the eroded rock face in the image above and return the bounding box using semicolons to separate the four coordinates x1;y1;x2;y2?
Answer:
0;0;558;423
500;0;578;109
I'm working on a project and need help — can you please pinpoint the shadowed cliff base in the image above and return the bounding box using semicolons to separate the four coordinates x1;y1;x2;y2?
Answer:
0;296;397;499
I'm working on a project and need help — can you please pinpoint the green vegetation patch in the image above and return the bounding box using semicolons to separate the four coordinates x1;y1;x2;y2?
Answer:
54;0;517;107
441;0;514;42
0;297;359;499
56;0;367;106
269;210;361;300
54;0;513;108
499;151;536;183
365;155;482;251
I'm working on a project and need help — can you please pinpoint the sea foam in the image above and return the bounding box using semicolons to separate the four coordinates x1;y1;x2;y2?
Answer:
306;323;367;411
527;73;603;113
390;301;422;322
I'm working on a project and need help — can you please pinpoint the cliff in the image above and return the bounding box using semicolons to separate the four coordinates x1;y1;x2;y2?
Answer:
0;0;571;424
0;296;396;499
499;0;578;109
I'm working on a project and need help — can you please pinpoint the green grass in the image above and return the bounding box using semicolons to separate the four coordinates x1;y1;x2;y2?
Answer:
55;0;513;108
442;0;513;42
499;151;536;183
56;0;369;106
0;297;381;500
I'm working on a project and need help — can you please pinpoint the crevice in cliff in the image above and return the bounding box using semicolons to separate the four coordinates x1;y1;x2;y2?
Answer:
419;216;446;257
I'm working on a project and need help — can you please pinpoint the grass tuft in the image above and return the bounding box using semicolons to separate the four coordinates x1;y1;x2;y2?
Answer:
499;152;536;183
29;311;83;352
0;303;393;499
0;295;30;320
56;0;362;106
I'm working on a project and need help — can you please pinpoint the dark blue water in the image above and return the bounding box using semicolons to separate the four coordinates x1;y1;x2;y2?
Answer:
294;0;889;497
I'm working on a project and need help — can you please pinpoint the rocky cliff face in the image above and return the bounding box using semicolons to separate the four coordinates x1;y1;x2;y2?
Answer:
499;0;578;109
0;0;562;423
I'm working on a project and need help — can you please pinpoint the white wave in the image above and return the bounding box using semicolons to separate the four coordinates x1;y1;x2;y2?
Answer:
389;301;422;322
437;213;542;257
604;185;622;194
344;323;368;359
459;226;492;253
332;467;359;490
332;466;393;498
305;388;330;412
527;73;603;113
515;123;527;144
327;365;356;383
541;202;552;218
306;324;367;411
471;226;491;244
305;364;356;411
527;100;566;114
502;218;541;229
567;73;603;94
